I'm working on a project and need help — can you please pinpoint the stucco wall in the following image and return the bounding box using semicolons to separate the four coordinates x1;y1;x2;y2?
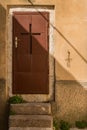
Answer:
55;0;87;81
0;0;87;128
54;0;87;123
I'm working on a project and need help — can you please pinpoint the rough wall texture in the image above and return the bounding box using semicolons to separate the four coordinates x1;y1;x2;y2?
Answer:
53;81;87;124
0;4;6;79
0;0;87;129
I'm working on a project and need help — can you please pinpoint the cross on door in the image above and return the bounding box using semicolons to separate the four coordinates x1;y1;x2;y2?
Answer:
21;24;41;54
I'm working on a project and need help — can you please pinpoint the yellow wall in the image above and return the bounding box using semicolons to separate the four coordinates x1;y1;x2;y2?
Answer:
55;0;87;81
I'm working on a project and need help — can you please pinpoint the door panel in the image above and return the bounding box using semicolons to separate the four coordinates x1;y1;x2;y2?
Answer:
32;14;47;33
32;34;47;54
13;12;49;94
31;55;48;72
14;73;48;94
15;55;31;72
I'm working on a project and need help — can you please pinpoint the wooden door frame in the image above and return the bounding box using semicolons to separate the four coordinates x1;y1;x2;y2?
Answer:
7;6;55;102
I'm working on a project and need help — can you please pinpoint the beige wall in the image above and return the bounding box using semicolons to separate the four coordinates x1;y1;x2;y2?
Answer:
0;0;87;125
55;0;87;81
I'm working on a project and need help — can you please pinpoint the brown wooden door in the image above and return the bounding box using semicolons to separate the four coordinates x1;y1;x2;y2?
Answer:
12;12;49;94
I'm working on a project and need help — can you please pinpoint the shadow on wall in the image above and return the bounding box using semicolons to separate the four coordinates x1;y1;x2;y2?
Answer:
53;60;87;124
28;0;87;64
0;3;8;130
26;1;87;123
0;79;8;130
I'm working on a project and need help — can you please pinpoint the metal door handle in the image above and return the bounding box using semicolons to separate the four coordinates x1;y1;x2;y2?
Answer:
15;37;18;48
15;37;20;48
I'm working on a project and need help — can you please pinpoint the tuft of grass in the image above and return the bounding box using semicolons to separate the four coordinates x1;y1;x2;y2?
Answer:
8;95;25;104
9;110;16;115
53;118;59;130
60;120;70;130
75;120;87;129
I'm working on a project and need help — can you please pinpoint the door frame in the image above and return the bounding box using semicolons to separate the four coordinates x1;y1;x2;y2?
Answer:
7;6;55;102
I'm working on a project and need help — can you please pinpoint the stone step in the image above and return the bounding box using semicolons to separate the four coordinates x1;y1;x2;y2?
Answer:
9;115;53;128
9;127;53;130
10;103;51;115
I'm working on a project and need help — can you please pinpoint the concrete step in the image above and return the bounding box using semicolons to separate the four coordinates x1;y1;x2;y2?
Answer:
9;127;53;130
10;103;51;115
9;115;53;128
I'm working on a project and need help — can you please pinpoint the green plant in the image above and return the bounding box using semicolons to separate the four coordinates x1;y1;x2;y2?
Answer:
9;110;16;115
75;121;87;129
8;95;25;104
53;118;59;130
60;120;70;130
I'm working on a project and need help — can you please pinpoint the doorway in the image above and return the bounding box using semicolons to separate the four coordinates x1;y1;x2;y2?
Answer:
7;6;55;102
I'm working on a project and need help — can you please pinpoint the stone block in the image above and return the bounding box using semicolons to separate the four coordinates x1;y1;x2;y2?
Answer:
10;103;51;115
9;115;53;128
9;127;53;130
